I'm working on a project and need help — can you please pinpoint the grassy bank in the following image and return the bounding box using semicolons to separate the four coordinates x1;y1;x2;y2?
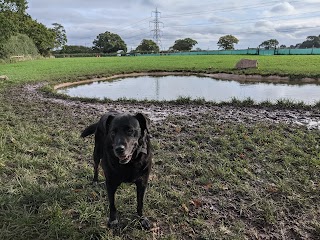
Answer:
0;56;320;239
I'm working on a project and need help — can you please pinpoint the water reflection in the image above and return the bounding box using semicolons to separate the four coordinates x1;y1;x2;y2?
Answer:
57;75;320;104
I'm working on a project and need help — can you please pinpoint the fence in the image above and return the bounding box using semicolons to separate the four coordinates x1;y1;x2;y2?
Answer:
156;48;320;56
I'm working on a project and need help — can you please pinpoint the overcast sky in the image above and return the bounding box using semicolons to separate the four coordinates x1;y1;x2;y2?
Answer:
27;0;320;50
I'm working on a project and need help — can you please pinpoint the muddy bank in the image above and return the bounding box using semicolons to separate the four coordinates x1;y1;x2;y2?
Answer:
25;83;320;130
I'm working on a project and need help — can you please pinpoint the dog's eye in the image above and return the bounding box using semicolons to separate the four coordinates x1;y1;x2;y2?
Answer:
127;129;134;135
110;131;116;138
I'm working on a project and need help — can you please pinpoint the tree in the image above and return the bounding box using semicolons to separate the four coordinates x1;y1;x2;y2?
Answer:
136;39;159;52
93;31;127;53
0;1;56;57
58;45;93;54
0;0;28;13
51;23;67;50
259;39;279;49
0;11;17;43
298;35;320;48
170;38;197;51
0;0;27;43
23;18;55;56
217;35;239;50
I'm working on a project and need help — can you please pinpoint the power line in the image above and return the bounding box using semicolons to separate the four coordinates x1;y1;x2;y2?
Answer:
111;1;315;35
161;0;301;18
115;1;319;49
116;1;293;37
120;11;318;42
160;26;320;43
109;16;151;32
110;0;303;36
164;12;320;29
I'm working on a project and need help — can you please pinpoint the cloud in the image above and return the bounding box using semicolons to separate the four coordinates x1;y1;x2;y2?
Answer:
263;2;296;17
270;2;295;13
255;20;274;30
26;0;320;50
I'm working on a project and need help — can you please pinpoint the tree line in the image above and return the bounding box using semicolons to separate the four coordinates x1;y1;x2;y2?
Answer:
1;0;319;58
57;32;320;55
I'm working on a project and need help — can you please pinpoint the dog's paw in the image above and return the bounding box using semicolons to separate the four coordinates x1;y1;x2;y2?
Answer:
107;219;119;228
140;217;151;230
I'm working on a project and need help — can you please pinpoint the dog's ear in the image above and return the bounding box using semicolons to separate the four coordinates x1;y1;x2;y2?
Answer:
135;113;150;134
99;112;115;134
105;115;114;134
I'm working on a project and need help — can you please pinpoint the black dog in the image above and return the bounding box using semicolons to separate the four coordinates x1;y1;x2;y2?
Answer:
81;111;152;229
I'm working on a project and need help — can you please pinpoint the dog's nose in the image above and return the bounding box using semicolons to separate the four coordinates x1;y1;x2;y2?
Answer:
115;145;125;154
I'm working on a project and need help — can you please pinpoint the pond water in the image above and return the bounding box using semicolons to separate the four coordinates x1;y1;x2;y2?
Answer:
57;75;320;104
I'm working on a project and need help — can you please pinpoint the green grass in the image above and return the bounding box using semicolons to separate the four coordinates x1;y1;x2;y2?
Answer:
0;56;320;239
1;55;320;86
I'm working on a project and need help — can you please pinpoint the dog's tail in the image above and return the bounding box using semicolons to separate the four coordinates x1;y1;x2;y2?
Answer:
81;123;98;138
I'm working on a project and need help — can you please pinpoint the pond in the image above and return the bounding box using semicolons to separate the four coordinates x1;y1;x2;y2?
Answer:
57;75;320;104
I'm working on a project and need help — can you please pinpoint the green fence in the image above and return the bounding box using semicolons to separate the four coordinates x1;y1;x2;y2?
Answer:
275;48;320;55
154;48;320;56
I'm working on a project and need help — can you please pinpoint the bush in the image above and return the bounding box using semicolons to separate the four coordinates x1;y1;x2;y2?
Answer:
0;33;39;60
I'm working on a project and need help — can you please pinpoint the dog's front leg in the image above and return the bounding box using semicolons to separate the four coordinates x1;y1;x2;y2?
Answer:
136;180;151;230
92;147;100;182
106;180;119;227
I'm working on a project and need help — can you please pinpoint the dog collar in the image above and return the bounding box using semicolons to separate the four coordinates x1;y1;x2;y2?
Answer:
136;143;148;155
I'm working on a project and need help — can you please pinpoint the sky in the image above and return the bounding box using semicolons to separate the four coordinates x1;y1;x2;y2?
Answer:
26;0;320;51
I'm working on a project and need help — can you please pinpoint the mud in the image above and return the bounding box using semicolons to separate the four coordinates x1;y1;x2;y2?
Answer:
25;83;320;130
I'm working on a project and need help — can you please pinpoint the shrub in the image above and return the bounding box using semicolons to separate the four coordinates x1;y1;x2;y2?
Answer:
0;33;39;60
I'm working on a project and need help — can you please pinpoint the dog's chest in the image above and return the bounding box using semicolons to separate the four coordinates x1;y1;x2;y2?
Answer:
119;163;146;183
104;157;148;183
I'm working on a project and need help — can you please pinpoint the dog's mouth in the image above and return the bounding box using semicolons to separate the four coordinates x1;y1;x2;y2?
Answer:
117;154;133;164
114;143;139;164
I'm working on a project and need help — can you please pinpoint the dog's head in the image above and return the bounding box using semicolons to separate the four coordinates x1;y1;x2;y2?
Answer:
105;112;150;164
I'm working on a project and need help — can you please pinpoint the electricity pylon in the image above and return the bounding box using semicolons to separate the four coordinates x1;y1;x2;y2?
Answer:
150;7;163;50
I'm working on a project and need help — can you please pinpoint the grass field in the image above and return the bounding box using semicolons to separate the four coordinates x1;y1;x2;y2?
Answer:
0;55;320;239
1;55;320;85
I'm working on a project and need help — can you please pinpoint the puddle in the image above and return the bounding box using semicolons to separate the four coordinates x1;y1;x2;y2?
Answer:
57;75;320;104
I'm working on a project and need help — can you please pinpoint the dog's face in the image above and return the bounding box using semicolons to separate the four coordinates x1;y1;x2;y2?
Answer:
107;113;148;164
